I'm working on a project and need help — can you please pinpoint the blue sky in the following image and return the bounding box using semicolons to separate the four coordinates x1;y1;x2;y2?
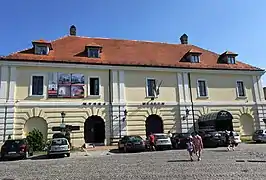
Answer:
1;0;266;85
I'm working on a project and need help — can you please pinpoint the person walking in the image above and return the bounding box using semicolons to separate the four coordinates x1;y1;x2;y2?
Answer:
148;132;155;151
186;135;195;161
192;132;204;161
228;131;235;151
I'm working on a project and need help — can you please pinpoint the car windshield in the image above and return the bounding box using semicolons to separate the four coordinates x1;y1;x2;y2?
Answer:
128;136;142;142
154;134;168;139
255;130;264;134
51;139;68;145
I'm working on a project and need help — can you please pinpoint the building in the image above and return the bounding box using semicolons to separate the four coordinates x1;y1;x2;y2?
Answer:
0;26;265;147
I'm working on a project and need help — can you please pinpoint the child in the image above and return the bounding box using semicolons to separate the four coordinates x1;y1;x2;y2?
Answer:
186;135;195;161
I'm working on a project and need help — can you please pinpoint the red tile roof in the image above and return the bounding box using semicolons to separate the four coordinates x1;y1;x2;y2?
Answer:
1;35;262;71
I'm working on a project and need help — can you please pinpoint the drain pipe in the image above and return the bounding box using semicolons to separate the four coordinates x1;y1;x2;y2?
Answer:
108;70;114;142
188;73;196;132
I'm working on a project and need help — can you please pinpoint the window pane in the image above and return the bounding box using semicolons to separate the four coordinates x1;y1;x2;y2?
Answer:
198;80;207;96
237;81;245;96
147;79;156;96
90;78;99;95
32;76;44;95
89;49;99;58
191;55;199;63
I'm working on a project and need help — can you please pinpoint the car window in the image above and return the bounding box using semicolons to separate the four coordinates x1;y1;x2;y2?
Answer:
5;140;24;146
128;136;142;141
51;139;68;145
255;130;264;134
154;135;168;139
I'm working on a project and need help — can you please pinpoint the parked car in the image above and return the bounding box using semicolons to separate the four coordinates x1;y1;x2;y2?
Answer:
153;133;172;150
0;139;33;160
171;133;191;149
252;129;266;143
198;131;222;148
219;131;241;146
47;138;70;158
118;135;146;153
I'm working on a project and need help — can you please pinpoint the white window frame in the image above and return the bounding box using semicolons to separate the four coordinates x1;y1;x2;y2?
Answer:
227;56;236;64
35;45;49;55
88;76;101;97
190;55;200;63
236;80;246;98
146;78;156;98
197;79;208;98
29;74;46;97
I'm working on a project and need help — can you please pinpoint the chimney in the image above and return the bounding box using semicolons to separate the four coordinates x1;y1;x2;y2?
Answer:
180;34;188;44
70;25;76;36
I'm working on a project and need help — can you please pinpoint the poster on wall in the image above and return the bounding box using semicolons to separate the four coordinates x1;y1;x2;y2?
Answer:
71;73;85;84
58;73;71;85
48;72;85;98
71;85;85;98
48;72;58;98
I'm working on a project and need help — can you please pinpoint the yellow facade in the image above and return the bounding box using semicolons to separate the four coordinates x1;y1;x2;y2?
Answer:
0;63;264;147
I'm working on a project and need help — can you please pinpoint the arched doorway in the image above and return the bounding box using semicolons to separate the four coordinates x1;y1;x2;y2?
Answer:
24;117;48;140
84;115;105;144
240;114;254;135
145;114;164;136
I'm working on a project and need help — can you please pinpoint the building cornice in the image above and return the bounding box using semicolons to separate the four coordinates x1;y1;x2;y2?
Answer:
0;60;264;76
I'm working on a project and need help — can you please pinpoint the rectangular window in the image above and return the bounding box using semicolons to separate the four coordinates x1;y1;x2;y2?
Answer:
31;76;44;95
89;77;100;95
227;56;235;64
236;81;245;97
146;79;156;97
88;48;100;58
35;46;48;55
190;55;200;63
197;80;207;97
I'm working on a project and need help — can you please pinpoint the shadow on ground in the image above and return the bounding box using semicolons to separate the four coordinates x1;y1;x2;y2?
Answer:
109;149;149;154
167;159;191;162
30;154;66;160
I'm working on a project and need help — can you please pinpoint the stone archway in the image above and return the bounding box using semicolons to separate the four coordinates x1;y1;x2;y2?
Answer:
84;115;105;144
145;114;164;137
239;113;254;136
24;117;48;140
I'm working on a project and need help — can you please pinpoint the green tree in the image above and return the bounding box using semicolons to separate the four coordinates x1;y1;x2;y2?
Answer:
26;128;45;151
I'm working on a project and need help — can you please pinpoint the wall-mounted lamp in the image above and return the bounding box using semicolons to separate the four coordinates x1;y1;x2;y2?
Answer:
185;108;190;117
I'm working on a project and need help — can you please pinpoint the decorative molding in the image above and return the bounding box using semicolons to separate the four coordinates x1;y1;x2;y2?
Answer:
0;66;9;102
111;70;119;103
8;66;16;101
183;72;190;102
177;73;184;102
118;70;126;103
2;60;264;76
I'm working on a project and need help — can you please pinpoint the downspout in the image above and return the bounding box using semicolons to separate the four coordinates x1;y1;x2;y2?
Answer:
108;70;114;142
188;73;196;132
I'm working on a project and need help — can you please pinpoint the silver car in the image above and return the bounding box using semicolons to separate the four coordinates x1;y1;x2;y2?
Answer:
252;129;266;143
47;138;70;158
153;133;172;150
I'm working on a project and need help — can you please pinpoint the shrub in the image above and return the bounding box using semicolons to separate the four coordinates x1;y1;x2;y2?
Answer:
26;129;45;151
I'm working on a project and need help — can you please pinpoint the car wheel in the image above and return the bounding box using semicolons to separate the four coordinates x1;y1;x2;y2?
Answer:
66;153;70;157
235;143;238;147
256;140;261;143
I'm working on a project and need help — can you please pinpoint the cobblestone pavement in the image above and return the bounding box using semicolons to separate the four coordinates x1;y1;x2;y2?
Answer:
1;143;266;180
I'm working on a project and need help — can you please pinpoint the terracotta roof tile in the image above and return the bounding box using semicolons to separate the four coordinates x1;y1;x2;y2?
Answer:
1;36;262;71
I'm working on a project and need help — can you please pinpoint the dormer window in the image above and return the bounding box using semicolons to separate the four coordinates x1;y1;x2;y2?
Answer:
181;49;202;63
218;51;238;64
32;39;52;55
86;43;102;58
190;55;200;63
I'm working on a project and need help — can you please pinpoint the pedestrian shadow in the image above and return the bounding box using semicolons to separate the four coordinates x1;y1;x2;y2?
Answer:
167;159;191;162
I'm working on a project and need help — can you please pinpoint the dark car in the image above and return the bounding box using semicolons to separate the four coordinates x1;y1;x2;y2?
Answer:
171;133;191;149
0;139;33;160
198;131;222;148
118;135;146;153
